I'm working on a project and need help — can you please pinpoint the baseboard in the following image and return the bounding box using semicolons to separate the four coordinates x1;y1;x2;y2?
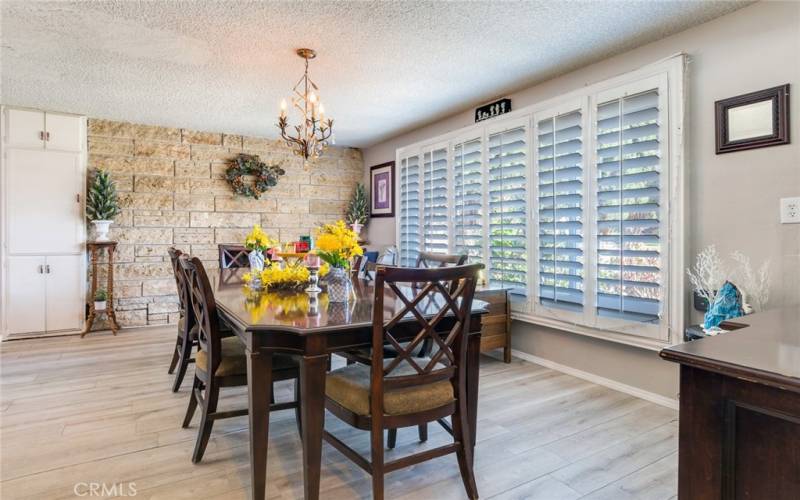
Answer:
509;348;679;410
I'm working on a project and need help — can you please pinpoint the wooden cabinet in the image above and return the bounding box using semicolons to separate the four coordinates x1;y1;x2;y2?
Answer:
475;287;511;362
2;106;86;338
4;108;83;152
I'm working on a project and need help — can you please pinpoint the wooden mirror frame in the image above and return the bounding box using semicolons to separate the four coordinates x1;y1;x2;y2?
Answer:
715;84;790;154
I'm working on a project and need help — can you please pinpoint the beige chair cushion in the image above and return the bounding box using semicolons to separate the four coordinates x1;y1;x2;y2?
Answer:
326;359;454;416
196;337;298;377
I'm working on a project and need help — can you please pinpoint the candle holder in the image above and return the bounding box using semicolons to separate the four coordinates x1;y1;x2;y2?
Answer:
304;253;322;293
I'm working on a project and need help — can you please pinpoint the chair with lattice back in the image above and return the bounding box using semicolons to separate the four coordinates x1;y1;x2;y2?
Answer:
218;244;251;269
179;255;301;464
167;247;197;392
324;263;483;500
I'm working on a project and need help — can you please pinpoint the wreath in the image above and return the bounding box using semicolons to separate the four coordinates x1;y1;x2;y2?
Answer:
225;154;285;199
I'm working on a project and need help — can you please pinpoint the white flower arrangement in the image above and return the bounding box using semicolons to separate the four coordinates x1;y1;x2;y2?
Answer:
687;245;771;313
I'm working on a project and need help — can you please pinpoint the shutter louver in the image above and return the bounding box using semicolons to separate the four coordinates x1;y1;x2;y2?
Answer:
537;111;584;312
595;89;662;323
488;126;528;294
454;138;483;264
399;155;421;267
422;147;449;254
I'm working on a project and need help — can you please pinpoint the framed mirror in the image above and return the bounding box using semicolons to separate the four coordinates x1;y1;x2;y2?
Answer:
715;84;790;154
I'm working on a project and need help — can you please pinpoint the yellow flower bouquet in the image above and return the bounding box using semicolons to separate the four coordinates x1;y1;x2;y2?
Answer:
244;224;277;253
242;261;310;291
314;220;363;269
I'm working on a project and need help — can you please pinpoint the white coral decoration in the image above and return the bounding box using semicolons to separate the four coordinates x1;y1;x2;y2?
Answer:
730;251;771;312
686;245;727;306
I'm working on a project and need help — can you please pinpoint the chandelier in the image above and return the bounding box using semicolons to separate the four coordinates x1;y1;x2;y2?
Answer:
277;48;334;161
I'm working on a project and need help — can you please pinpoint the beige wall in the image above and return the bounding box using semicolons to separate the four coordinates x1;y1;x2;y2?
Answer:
88;119;363;327
362;1;800;399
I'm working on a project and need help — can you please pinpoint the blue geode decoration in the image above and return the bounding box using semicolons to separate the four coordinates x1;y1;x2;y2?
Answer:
704;281;744;330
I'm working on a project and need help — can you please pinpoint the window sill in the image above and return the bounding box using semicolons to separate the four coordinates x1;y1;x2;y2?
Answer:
510;311;675;352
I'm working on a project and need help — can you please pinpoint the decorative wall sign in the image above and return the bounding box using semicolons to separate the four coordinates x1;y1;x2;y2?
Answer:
715;84;790;154
369;161;394;218
475;98;512;123
225;154;285;199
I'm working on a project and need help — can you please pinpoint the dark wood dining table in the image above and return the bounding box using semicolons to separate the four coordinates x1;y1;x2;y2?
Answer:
212;269;488;500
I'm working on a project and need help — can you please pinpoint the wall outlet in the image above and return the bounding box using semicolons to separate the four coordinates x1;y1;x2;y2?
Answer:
781;197;800;224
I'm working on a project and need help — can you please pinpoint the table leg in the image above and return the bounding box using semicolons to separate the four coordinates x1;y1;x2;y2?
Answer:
466;331;481;464
247;349;273;500
300;354;328;500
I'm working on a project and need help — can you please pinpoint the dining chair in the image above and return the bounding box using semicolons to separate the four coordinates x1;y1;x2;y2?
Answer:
323;263;483;500
167;247;196;392
218;244;250;269
178;255;301;463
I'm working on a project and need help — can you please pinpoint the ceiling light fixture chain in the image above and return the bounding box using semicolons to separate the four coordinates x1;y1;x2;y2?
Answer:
277;48;334;162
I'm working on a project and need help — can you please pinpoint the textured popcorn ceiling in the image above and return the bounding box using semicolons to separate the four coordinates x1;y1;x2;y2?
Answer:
1;0;749;147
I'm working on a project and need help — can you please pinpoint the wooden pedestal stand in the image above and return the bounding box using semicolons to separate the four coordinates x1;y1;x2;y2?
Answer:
81;241;121;337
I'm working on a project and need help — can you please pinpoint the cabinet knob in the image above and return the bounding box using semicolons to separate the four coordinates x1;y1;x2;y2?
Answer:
39;131;45;141
46;264;51;273
45;131;50;141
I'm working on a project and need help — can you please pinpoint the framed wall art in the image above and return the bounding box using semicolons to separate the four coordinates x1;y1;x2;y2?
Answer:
369;161;394;217
715;84;790;154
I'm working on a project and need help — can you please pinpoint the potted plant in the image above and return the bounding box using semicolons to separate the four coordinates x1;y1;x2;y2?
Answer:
86;169;120;242
314;220;363;302
345;183;368;236
94;288;108;312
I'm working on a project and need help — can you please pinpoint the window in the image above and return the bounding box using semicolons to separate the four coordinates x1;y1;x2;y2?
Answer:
487;125;528;294
453;138;484;264
396;56;682;343
595;89;663;324
398;155;420;267
421;147;449;254
536;109;584;312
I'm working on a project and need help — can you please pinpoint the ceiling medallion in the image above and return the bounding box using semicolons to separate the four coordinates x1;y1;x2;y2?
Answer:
277;48;334;162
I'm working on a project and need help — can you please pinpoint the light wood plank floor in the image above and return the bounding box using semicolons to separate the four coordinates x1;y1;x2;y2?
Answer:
0;327;678;499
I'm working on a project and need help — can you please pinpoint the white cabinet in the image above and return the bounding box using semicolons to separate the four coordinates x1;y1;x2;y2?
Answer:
6;108;45;149
2;106;86;337
4;108;83;152
6;256;47;335
6;256;82;334
44;255;84;332
6;149;83;254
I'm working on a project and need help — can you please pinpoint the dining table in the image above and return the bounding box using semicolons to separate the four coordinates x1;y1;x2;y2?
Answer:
212;268;488;500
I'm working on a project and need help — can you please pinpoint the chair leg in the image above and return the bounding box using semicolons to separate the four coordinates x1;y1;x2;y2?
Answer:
418;424;428;442
452;403;479;499
171;341;193;393
294;377;302;437
182;377;201;428
191;382;219;464
387;429;397;449
168;343;180;374
371;421;385;500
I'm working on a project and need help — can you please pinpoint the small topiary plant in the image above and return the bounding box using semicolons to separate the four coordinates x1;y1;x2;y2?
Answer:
86;169;120;221
94;289;108;302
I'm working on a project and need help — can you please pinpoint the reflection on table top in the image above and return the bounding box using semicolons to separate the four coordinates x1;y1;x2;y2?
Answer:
213;268;487;334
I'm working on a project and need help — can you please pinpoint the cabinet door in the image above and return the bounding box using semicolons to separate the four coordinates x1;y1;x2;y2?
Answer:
6;256;47;334
45;113;83;152
6;149;84;254
45;255;84;332
5;108;45;149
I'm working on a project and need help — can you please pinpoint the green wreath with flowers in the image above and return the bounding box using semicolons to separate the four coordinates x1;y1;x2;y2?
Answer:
225;154;285;199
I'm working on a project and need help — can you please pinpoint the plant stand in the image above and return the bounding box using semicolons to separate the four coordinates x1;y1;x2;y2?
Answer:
81;241;120;337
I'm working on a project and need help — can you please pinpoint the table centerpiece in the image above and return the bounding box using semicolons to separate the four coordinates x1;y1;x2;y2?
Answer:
314;220;363;302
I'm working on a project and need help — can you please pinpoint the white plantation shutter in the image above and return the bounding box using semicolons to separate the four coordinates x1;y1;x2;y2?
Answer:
453;138;483;264
422;147;449;254
399;155;421;267
488;126;528;294
595;89;662;323
537;110;584;312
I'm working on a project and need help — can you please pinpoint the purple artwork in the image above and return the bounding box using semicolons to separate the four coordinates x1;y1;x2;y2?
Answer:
369;162;394;217
374;172;390;209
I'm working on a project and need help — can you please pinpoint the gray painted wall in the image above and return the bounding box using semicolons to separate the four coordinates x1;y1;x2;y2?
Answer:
362;1;800;399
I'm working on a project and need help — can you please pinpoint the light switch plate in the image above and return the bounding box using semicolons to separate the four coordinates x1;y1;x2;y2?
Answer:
780;197;800;224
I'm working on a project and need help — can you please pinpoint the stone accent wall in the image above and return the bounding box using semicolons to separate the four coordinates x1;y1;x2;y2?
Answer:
87;119;363;327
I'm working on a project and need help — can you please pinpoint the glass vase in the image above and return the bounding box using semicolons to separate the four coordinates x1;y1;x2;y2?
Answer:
248;250;265;289
326;266;352;303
